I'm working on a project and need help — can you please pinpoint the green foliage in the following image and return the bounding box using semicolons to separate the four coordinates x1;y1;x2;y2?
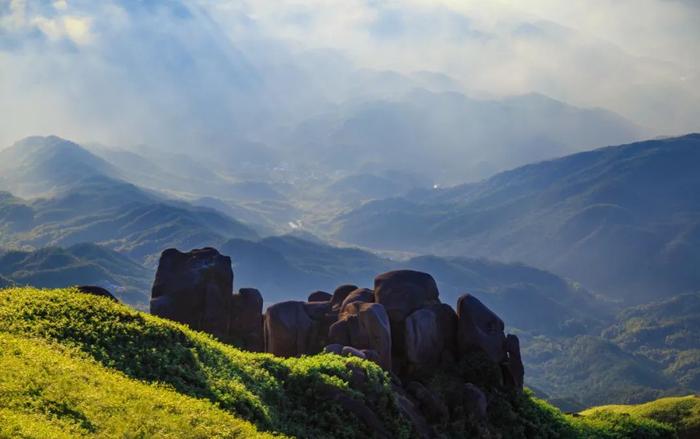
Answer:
581;395;700;439
0;244;152;308
0;287;409;438
0;286;683;438
572;410;675;439
603;293;700;391
0;333;270;438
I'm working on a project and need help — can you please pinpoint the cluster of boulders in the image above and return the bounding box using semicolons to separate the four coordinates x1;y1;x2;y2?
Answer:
150;247;524;435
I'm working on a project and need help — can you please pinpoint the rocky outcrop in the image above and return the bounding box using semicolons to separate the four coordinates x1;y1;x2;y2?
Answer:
264;300;313;357
231;288;264;352
150;248;527;436
374;270;440;322
151;248;234;342
330;284;359;311
308;290;332;302
150;248;263;348
329;301;392;370
456;294;507;363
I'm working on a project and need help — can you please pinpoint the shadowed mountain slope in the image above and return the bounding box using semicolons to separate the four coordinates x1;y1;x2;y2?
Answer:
336;134;700;303
0;136;259;265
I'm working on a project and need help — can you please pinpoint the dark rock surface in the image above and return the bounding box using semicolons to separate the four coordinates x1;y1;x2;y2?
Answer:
456;293;507;363
330;284;359;311
231;288;264;352
264;300;313;357
150;248;234;342
308;290;332;302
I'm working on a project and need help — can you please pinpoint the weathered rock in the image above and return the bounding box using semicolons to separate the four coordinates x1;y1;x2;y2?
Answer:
264;301;313;357
407;381;449;423
330;284;359;311
428;303;458;357
76;285;118;302
374;270;440;322
456;294;507;363
308;290;332;302
323;343;344;355
342;345;367;359
230;288;264;352
329;319;351;346
405;308;442;369
463;383;488;419
150;248;233;341
504;334;524;390
339;288;374;316
329;302;393;370
303;301;337;353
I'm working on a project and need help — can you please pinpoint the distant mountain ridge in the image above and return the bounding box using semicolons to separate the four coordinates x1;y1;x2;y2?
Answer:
336;134;700;303
0;243;151;306
0;136;259;265
0;136;120;198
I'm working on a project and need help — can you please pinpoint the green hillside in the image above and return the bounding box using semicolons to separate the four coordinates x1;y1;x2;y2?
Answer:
581;395;700;439
0;244;151;308
336;134;700;304
0;287;683;438
0;333;269;438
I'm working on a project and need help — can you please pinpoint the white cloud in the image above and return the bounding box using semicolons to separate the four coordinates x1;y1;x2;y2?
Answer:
0;0;697;150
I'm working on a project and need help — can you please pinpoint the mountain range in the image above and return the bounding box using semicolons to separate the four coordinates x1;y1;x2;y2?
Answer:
1;133;699;411
335;134;700;304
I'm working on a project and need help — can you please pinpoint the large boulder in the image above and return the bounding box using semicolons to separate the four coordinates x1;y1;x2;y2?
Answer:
264;301;313;357
330;284;359;311
230;288;264;352
374;270;441;373
428;303;458;358
504;334;524;390
404;308;442;370
150;248;233;342
374;270;440;322
304;301;337;353
308;290;332;302
329;302;392;370
456;294;507;363
339;288;374;316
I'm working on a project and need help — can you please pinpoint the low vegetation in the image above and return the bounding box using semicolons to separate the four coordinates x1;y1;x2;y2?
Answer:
581;395;700;439
0;286;690;438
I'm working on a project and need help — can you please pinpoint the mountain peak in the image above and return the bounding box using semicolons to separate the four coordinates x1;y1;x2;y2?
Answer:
0;135;119;197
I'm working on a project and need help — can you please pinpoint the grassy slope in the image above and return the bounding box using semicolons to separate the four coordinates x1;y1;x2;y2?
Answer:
581;396;700;439
0;287;408;439
0;287;683;438
0;333;269;438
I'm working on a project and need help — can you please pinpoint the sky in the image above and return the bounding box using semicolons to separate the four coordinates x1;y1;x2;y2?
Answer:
0;0;698;150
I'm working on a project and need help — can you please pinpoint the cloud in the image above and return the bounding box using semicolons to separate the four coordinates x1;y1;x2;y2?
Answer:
0;0;697;152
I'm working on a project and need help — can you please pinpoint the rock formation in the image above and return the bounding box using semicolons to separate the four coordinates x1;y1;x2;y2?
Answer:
150;247;263;349
231;288;264;352
150;247;525;438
